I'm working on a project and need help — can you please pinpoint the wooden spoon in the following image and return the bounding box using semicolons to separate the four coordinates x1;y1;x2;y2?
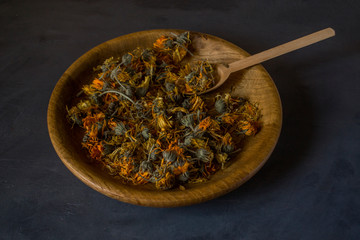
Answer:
200;28;335;94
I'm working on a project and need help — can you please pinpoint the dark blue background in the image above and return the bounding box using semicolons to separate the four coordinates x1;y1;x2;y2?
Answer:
1;0;359;239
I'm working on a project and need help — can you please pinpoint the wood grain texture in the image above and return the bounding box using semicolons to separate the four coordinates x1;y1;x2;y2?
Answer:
47;29;282;207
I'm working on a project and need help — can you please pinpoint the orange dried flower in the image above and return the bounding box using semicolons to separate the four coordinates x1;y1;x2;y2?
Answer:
221;113;239;125
238;120;258;136
153;36;168;49
222;132;233;146
173;161;190;175
90;143;103;160
107;118;117;129
119;157;135;177
134;171;151;184
155;172;175;190
198;116;212;131
91;79;104;90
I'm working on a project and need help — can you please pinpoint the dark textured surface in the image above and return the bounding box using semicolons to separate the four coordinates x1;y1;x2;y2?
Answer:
1;0;359;239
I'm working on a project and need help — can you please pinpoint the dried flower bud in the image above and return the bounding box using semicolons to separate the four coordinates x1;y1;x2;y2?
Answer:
110;67;119;81
141;49;152;62
165;81;175;92
222;144;235;153
156;172;175;190
178;171;189;182
181;114;194;128
215;98;227;114
182;98;191;109
108;101;118;113
174;32;190;45
153;97;165;111
195;148;213;163
122;53;132;66
140;161;153;173
121;84;134;98
163;151;177;163
176;111;184;121
215;153;228;169
149;149;159;161
141;128;150;140
114;122;127;136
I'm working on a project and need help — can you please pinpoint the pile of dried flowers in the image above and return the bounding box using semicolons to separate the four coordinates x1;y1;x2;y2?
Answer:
67;32;261;190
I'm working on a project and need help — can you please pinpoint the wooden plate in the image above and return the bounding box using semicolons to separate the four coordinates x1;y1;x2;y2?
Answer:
47;29;282;207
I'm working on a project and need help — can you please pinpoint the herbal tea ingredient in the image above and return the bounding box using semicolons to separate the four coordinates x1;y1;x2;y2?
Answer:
67;32;261;190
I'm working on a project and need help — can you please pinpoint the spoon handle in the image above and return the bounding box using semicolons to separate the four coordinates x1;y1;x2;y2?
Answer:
227;28;335;73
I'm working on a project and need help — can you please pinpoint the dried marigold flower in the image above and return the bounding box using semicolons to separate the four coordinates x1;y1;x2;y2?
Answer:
133;171;151;184
198;116;212;131
91;79;104;90
89;143;104;160
156;172;175;190
238;120;259;136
